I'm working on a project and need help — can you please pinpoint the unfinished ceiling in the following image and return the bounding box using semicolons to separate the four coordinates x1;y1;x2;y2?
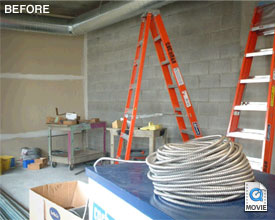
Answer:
0;0;171;35
0;1;108;19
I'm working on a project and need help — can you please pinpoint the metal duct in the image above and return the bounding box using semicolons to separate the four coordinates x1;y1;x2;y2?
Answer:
0;1;171;35
0;13;71;35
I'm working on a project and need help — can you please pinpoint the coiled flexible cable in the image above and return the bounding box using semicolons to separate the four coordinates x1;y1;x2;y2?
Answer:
146;135;255;206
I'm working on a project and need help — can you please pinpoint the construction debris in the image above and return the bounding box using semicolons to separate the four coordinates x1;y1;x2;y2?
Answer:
0;189;29;220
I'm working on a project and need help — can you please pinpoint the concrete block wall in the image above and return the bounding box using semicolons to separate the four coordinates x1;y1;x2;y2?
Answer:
87;1;275;173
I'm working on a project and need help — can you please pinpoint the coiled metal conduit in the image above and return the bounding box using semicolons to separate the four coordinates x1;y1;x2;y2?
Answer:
146;135;255;206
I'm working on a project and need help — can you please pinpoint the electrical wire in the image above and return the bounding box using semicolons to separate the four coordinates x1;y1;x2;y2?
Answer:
82;199;89;220
93;157;146;167
146;135;255;206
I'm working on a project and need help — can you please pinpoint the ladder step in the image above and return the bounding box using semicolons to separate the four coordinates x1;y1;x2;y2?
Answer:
136;113;163;119
234;102;267;111
181;129;194;135
161;60;170;66
138;40;143;46
168;84;178;89
121;132;129;141
227;128;265;141
262;29;275;36
246;156;262;171
252;23;275;32
246;48;273;57
134;59;140;66
125;108;133;114
154;35;161;42
175;107;182;112
240;75;270;84
130;83;136;90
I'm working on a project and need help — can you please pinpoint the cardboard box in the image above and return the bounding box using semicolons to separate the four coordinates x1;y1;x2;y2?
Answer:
35;157;48;168
30;181;89;220
79;118;100;124
46;117;55;124
112;120;122;129
89;118;100;123
55;116;66;124
63;120;77;125
28;163;42;170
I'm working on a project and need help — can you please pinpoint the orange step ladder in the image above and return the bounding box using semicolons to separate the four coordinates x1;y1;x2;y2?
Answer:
227;3;275;173
116;11;202;160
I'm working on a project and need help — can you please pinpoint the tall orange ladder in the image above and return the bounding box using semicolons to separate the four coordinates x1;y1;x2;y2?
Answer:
227;3;275;173
116;11;202;161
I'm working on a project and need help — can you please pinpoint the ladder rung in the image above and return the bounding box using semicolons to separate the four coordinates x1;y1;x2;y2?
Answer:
246;156;262;171
130;83;136;90
175;107;182;112
154;35;161;42
181;129;194;135
125;108;133;113
227;128;265;141
234;102;267;111
168;84;177;89
136;113;163;119
252;23;275;32
138;40;143;46
262;29;275;36
134;59;140;66
161;60;170;66
121;132;129;141
240;75;270;84
246;48;273;57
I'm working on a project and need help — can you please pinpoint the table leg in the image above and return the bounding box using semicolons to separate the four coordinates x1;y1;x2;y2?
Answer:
84;130;88;150
48;128;52;164
149;137;156;154
68;131;75;170
103;123;106;154
71;132;75;166
110;132;115;164
68;131;72;165
81;130;85;150
163;129;168;144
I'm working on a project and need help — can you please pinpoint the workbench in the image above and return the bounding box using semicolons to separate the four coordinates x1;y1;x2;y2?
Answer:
48;122;106;170
107;127;167;159
86;163;275;219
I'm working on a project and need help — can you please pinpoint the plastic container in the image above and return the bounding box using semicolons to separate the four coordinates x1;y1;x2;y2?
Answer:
0;156;15;173
10;158;15;168
23;159;34;168
0;158;2;175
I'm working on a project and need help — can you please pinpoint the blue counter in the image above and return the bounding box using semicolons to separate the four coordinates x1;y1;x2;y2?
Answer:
86;163;275;219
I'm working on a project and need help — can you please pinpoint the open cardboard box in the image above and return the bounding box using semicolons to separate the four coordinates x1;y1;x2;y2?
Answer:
30;181;89;220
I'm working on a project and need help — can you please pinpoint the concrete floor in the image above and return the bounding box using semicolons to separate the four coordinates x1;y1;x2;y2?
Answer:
0;164;89;210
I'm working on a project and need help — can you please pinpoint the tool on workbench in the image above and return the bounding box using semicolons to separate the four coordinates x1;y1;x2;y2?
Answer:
227;2;275;173
55;107;66;116
140;122;162;131
116;11;202;160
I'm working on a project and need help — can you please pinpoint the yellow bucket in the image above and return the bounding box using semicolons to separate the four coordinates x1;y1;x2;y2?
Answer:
0;156;14;174
0;158;2;175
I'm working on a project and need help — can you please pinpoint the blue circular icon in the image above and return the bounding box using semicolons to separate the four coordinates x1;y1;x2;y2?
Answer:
249;188;263;202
